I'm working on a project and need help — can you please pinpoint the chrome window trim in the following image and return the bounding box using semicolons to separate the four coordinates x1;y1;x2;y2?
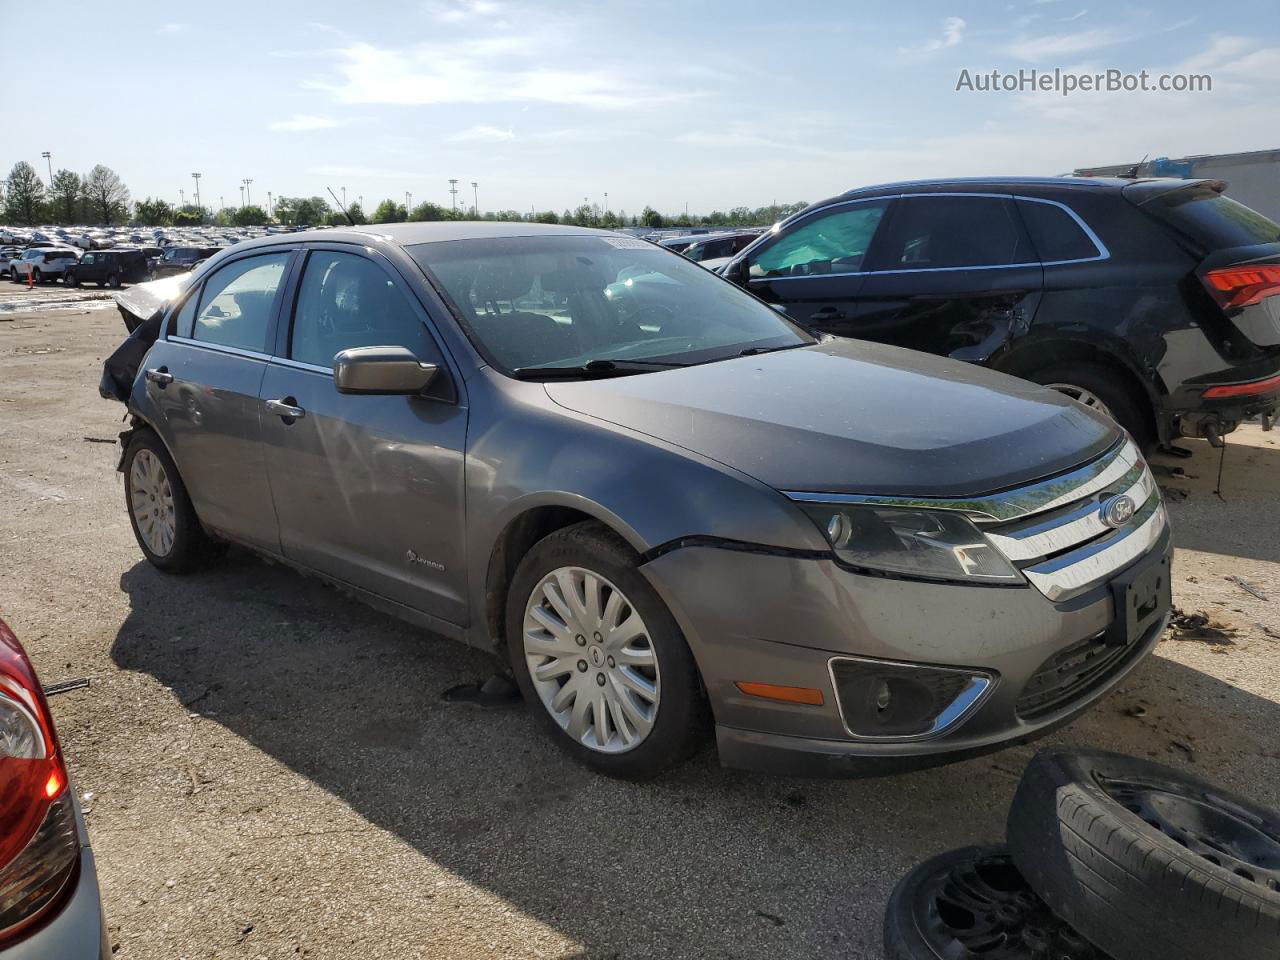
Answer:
270;356;333;376
826;655;997;742
168;334;271;362
783;438;1135;523
744;191;1108;283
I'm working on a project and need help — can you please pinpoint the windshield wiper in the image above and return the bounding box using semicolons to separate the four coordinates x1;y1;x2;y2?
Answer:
512;358;686;381
735;343;809;358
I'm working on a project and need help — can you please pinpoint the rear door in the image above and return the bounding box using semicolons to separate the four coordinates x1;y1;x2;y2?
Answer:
139;248;295;552
739;198;890;328
258;245;469;625
848;193;1042;360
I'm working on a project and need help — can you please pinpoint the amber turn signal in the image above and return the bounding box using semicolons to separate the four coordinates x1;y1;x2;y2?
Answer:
734;681;825;706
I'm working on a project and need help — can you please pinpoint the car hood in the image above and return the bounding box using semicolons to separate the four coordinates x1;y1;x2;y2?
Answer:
544;339;1120;497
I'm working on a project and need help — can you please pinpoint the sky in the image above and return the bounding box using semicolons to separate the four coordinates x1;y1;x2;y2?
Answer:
7;0;1280;216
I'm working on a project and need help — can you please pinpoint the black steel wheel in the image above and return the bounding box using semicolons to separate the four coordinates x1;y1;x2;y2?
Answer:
1009;749;1280;960
884;846;1109;959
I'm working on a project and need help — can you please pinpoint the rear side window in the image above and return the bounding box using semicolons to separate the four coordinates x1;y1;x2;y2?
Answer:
192;253;289;353
289;251;431;367
81;253;95;265
870;196;1033;270
749;200;889;278
1016;199;1101;262
1147;187;1280;249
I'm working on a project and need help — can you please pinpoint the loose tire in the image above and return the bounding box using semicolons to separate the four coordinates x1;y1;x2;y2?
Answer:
1008;748;1280;960
884;845;1108;960
123;429;219;573
1030;362;1155;451
506;521;708;779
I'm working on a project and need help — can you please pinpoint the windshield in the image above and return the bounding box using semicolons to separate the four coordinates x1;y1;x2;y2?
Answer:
409;235;813;373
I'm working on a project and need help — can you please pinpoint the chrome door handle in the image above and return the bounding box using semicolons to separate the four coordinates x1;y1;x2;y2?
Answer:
144;367;174;385
265;398;306;420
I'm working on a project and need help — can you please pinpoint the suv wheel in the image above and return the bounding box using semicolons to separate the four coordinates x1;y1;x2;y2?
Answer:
1031;362;1155;451
506;521;708;779
65;271;78;287
123;429;220;573
31;268;42;284
8;269;18;283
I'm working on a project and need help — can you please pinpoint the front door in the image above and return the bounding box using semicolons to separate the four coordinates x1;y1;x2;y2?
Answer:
740;198;890;329
258;247;469;625
142;249;294;552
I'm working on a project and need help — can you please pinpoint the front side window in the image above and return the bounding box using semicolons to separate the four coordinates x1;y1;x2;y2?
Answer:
748;201;889;278
81;254;95;265
870;196;1033;270
290;251;430;367
410;236;813;373
191;252;289;352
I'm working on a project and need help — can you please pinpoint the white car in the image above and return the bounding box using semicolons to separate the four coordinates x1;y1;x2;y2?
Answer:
8;247;80;283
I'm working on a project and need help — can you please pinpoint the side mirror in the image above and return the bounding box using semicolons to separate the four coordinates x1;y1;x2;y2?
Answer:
723;258;749;286
333;345;439;396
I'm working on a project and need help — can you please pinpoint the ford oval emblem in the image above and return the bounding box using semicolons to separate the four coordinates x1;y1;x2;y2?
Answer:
1100;494;1136;529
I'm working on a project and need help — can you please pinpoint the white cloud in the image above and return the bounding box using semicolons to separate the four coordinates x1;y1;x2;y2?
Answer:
1006;27;1123;61
446;125;515;142
1059;9;1087;23
315;40;688;110
157;22;187;34
900;17;966;57
427;0;502;22
270;114;344;132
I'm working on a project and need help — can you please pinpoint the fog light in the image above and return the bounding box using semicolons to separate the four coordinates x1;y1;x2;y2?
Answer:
828;657;995;740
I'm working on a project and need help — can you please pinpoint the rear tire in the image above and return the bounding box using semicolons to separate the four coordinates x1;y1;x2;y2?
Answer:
1029;362;1155;451
123;429;220;574
506;521;709;780
1008;748;1280;960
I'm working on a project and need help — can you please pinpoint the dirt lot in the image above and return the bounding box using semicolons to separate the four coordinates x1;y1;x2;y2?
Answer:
1;292;1278;959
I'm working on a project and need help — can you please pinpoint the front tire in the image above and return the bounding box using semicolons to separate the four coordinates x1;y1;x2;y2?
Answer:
123;429;218;573
506;521;708;779
65;272;78;287
107;273;121;289
31;268;42;284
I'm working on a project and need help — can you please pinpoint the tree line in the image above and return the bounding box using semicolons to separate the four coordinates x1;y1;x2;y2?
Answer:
2;161;806;230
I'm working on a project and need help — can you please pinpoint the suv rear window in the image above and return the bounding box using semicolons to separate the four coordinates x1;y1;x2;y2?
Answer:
1016;199;1101;262
1146;186;1280;249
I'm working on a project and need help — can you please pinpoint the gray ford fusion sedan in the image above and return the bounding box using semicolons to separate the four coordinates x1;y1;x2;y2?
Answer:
104;222;1171;779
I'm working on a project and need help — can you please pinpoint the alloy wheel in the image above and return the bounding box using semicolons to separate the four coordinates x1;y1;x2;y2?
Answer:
129;449;176;557
1046;382;1116;421
522;566;660;754
898;848;1107;959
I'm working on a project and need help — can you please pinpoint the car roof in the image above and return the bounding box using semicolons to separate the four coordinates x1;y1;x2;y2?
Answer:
216;220;620;255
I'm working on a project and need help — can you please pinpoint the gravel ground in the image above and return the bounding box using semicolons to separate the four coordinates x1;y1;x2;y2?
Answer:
1;290;1278;959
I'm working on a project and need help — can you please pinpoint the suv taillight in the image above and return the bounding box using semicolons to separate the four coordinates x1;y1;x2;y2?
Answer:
1203;265;1280;310
0;621;77;946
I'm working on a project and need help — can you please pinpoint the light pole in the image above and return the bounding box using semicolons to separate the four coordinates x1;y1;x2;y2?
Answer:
405;191;412;212
471;181;479;217
604;191;609;218
179;188;185;208
267;192;273;219
191;173;202;221
448;179;459;213
243;178;254;207
239;185;244;208
41;152;52;185
341;186;347;209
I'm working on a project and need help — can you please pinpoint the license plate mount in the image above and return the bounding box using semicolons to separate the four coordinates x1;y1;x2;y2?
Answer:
1108;551;1171;647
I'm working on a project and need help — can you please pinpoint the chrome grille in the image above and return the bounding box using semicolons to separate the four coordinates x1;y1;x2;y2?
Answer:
978;439;1167;601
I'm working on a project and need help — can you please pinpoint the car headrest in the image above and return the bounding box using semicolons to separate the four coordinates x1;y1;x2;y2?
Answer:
473;261;534;303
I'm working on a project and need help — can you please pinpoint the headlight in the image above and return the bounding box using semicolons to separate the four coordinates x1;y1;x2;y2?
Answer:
798;504;1022;584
